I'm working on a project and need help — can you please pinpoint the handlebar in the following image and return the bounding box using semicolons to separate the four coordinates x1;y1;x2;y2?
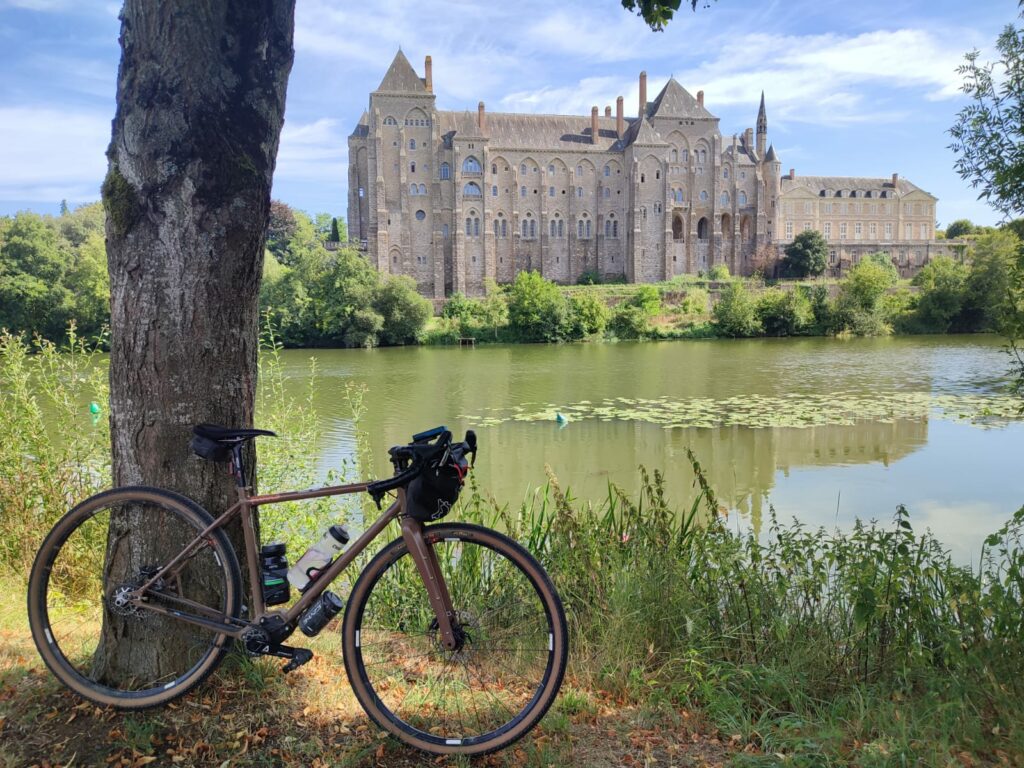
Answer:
365;426;477;507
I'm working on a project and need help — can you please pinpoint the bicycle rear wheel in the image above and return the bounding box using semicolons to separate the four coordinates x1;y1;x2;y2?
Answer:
343;523;568;756
28;486;241;708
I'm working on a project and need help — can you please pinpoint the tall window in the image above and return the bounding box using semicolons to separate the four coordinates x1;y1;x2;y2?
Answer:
720;192;730;205
700;190;708;202
410;162;416;173
530;219;536;238
409;184;418;195
492;185;498;196
577;186;583;198
474;217;480;236
839;222;847;240
723;167;729;179
869;222;877;238
358;187;364;197
463;182;482;196
785;221;794;238
418;184;426;195
824;222;832;238
409;139;416;150
548;164;555;174
885;222;893;238
465;218;472;236
491;163;497;174
440;162;450;180
577;220;584;238
442;224;449;239
520;163;527;174
670;149;678;162
586;219;591;238
576;164;583;176
550;220;557;237
520;185;527;198
522;220;529;238
603;165;610;177
548;186;555;197
613;220;618;237
495;220;500;237
462;156;481;173
603;187;610;198
672;214;683;241
605;219;612;237
738;191;747;205
501;219;507;237
905;223;913;239
920;223;929;239
855;222;862;239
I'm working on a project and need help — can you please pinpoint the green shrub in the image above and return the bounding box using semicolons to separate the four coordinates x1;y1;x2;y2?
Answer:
833;258;899;336
441;292;482;322
712;281;762;337
577;269;602;285
507;270;570;342
755;287;813;336
707;263;730;281
609;304;652;339
624;285;662;316
782;230;828;277
911;256;970;333
373;275;432;345
568;292;610;337
679;287;709;315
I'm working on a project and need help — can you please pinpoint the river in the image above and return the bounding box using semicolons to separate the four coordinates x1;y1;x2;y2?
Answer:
273;335;1024;563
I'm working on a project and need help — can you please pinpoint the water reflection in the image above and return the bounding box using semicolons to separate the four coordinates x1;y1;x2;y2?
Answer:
276;335;1022;558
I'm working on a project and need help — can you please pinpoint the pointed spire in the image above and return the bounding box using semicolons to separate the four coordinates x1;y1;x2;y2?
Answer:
765;143;778;162
756;91;768;158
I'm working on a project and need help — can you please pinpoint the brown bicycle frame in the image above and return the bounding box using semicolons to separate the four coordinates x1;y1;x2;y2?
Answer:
130;480;461;649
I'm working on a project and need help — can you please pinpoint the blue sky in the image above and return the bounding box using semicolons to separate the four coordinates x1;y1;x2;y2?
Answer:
0;0;1017;226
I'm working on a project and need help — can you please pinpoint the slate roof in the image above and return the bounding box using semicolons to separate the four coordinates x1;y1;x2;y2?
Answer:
349;111;369;138
764;144;778;162
436;110;628;151
623;116;668;147
375;50;427;93
781;175;931;197
647;78;714;120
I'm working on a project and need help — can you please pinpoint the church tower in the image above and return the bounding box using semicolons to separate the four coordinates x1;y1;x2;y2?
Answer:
756;91;767;159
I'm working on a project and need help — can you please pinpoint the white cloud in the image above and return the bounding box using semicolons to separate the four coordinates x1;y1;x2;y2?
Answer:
0;107;109;202
275;117;348;185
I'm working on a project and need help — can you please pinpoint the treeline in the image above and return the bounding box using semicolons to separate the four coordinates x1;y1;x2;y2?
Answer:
0;203;109;340
715;230;1020;338
0;201;432;349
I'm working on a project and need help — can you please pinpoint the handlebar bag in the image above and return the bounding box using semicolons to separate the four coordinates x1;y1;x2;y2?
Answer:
405;444;470;521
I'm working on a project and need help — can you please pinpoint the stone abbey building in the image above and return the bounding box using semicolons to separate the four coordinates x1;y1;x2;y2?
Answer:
347;51;948;297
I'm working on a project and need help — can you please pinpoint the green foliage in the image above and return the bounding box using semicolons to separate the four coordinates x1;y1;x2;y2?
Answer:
372;276;432;346
479;280;510;340
624;284;662;315
782;230;828;278
679;287;709;315
507;271;570;342
328;217;341;243
568;292;610;337
945;218;977;239
577;269;602;285
960;230;1020;332
707;263;730;281
100;165;141;238
609;304;652;340
266;200;297;261
833;258;899;336
950;17;1024;219
755;287;813;337
620;0;711;30
911;256;970;332
712;281;762;337
441;292;481;323
0;206;109;342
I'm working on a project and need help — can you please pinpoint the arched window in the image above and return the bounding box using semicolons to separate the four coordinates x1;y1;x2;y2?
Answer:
577;220;584;238
603;187;610;199
442;224;449;238
577;164;583;176
520;185;527;198
605;219;612;237
494;220;500;237
492;185;498;196
641;173;646;183
603;165;610;177
720;192;730;205
501;219;507;237
738;191;747;205
722;166;729;179
530;219;536;238
358;187;364;197
462;156;481;173
522;220;529;238
409;139;416;150
491;163;497;174
697;217;709;240
419;184;426;195
700;190;708;202
550;220;557;238
440;162;450;180
463;182;482;196
655;170;660;180
410;184;418;195
548;164;555;174
672;214;683;241
613;220;618;237
671;149;678;162
474;217;480;236
465;218;472;235
548;186;555;197
410;161;416;173
520;163;527;174
383;116;397;125
577;187;583;198
558;219;564;237
586;219;592;238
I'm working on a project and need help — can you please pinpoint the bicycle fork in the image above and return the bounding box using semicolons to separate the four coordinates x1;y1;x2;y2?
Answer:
399;511;461;651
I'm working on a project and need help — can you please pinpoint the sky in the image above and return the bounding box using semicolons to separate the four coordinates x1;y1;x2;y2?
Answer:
0;0;1018;227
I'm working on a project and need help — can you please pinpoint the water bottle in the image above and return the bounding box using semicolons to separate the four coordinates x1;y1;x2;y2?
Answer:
299;591;344;637
288;524;350;591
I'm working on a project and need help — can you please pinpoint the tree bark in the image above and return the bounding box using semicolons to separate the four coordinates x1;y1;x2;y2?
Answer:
98;1;295;683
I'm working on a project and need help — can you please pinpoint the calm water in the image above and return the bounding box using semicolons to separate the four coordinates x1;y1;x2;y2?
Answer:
275;336;1024;562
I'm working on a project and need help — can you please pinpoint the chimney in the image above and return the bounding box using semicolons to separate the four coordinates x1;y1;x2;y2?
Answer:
744;127;753;150
892;172;899;186
605;105;612;117
697;90;704;108
616;95;624;138
478;101;486;132
591;106;599;144
789;168;796;179
424;55;432;93
639;71;647;118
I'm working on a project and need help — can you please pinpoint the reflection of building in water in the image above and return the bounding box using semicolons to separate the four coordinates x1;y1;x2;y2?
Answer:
664;417;930;533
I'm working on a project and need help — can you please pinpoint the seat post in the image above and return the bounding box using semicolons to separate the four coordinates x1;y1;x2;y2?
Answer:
230;442;246;488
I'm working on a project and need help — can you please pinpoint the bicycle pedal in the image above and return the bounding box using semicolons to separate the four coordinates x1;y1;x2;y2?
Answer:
282;648;313;673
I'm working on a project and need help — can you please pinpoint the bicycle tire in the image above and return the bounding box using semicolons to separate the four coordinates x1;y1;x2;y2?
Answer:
342;522;568;756
28;486;242;709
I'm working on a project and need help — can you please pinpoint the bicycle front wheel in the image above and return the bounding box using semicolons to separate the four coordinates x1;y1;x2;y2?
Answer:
28;486;241;709
343;523;568;757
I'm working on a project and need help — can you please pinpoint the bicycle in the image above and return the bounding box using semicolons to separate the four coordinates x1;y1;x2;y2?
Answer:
28;424;568;757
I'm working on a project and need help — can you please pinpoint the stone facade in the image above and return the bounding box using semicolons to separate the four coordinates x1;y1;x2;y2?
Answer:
777;172;954;278
347;51;947;296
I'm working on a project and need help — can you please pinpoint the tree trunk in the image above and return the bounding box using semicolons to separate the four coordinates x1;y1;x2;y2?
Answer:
98;0;295;684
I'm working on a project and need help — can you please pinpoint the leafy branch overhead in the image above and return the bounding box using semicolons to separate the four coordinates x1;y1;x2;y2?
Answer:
620;0;716;30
